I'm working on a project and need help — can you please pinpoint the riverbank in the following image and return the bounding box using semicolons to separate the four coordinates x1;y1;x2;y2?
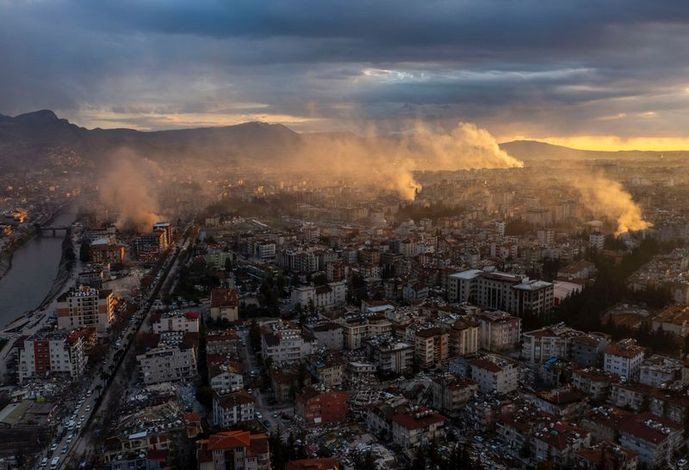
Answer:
0;205;77;330
0;205;67;282
38;230;76;310
1;228;77;334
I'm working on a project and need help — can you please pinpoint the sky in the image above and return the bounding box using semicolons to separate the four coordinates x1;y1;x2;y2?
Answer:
2;0;689;150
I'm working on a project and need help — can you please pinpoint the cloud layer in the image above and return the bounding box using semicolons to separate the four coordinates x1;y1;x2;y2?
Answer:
2;0;689;142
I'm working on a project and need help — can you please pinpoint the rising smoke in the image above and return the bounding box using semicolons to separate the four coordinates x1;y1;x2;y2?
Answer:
98;149;160;232
567;173;652;236
294;121;523;200
297;120;649;235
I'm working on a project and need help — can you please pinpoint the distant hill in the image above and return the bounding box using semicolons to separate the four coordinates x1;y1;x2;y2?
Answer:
0;110;303;168
2;110;688;170
500;139;689;161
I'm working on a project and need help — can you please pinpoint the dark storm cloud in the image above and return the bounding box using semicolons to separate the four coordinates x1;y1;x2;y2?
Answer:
2;0;689;137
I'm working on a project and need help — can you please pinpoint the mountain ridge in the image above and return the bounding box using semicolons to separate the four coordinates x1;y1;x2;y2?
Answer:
0;110;686;169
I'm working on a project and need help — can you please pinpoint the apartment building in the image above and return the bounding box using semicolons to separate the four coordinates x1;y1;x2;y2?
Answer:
197;431;270;470
151;310;200;333
475;311;522;352
469;355;519;394
604;339;645;379
367;338;414;375
136;332;198;385
295;388;349;425
430;374;478;416
342;315;392;350
212;391;256;427
209;288;240;322
260;321;316;365
18;329;88;383
391;407;445;457
414;327;449;369
618;413;682;469
449;317;480;356
56;286;116;332
447;269;553;317
291;280;347;310
309;322;344;350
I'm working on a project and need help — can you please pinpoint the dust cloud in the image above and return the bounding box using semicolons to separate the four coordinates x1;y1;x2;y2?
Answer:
98;149;160;232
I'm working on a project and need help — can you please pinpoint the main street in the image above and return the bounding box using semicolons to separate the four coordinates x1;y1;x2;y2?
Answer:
47;226;194;469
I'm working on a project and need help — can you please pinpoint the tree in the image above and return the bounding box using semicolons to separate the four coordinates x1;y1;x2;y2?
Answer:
249;319;261;352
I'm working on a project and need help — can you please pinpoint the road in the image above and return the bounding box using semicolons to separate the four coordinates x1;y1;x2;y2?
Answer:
42;226;193;469
237;328;295;436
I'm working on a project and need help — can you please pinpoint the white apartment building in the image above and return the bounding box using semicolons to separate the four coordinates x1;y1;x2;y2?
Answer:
152;310;200;333
604;339;645;379
210;368;244;394
56;286;115;332
291;280;347;310
260;321;316;365
447;269;482;303
469;355;519;394
212;390;256;427
136;334;197;385
368;339;414;375
342;316;392;350
521;323;583;363
618;413;683;469
590;232;606;250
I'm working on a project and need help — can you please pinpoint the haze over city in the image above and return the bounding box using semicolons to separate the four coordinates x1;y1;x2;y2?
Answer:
2;1;689;470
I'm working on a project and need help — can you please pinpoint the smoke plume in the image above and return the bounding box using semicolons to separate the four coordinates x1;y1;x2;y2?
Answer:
98;149;160;232
294;121;523;200
568;173;652;236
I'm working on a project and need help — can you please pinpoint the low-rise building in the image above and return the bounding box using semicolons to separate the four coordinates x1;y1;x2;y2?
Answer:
295;387;349;425
136;332;198;385
151;310;200;333
291;280;347;310
604;339;645;380
618;413;683;469
209;288;240;323
260;321;316;365
197;430;270;470
639;355;682;387
469;355;519;394
572;368;616;401
212;391;256;428
391;407;445;457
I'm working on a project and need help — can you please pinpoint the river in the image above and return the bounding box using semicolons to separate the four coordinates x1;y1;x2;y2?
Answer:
0;207;77;327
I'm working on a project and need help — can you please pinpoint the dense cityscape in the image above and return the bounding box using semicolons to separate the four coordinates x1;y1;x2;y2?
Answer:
0;127;688;469
5;1;689;469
